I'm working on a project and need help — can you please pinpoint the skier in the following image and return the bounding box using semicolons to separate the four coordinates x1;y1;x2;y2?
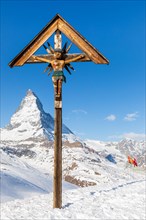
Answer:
128;156;133;165
133;158;138;167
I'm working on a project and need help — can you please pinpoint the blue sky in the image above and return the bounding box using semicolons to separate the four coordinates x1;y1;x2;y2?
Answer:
1;0;145;141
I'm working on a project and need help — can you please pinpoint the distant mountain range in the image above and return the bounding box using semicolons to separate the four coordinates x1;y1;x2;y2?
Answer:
1;90;145;189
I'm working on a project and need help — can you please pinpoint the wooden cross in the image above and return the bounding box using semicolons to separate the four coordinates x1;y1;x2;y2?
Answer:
9;14;109;209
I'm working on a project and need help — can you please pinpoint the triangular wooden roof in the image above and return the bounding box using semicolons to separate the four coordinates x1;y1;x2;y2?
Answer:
9;14;109;67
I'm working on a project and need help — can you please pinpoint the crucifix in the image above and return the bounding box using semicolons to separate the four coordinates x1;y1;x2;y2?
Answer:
32;30;84;98
31;30;85;208
9;14;109;209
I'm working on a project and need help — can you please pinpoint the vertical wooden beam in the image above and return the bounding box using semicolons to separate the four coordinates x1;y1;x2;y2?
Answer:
53;30;62;209
53;94;62;209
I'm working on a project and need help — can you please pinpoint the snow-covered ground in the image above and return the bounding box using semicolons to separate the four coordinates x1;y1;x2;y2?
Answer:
1;148;145;219
0;150;77;203
1;179;145;220
1;90;145;219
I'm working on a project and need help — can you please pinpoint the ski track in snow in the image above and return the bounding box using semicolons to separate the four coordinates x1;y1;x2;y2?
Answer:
1;179;145;220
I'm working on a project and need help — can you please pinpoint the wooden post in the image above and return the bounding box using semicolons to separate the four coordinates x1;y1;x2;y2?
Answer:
53;30;62;209
53;92;62;208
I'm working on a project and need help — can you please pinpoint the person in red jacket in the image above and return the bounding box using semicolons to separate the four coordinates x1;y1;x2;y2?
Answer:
133;158;138;167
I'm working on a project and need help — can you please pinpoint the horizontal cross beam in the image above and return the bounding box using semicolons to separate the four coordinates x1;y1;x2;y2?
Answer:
26;53;91;64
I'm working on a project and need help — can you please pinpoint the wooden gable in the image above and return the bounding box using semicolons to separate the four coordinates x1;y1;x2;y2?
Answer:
9;14;109;67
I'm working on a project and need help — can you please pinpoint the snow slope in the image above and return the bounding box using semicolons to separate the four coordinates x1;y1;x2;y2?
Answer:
1;145;145;219
0;150;77;203
1;179;145;220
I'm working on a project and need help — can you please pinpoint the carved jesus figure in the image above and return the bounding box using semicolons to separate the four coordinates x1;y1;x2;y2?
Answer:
32;51;84;97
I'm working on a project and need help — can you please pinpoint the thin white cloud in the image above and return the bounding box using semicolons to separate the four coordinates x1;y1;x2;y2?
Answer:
122;132;146;141
72;109;87;115
105;114;116;121
124;112;139;121
109;132;146;141
108;135;121;140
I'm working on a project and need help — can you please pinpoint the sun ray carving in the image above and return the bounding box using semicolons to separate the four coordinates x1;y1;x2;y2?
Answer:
32;41;84;79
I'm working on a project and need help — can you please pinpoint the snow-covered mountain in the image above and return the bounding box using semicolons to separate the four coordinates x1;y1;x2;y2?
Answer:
116;139;146;167
0;89;145;190
85;139;146;169
0;89;73;148
0;90;146;220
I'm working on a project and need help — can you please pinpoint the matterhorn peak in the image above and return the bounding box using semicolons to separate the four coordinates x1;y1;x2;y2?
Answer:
25;89;39;100
1;89;72;144
19;89;44;113
26;89;33;95
9;89;50;130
